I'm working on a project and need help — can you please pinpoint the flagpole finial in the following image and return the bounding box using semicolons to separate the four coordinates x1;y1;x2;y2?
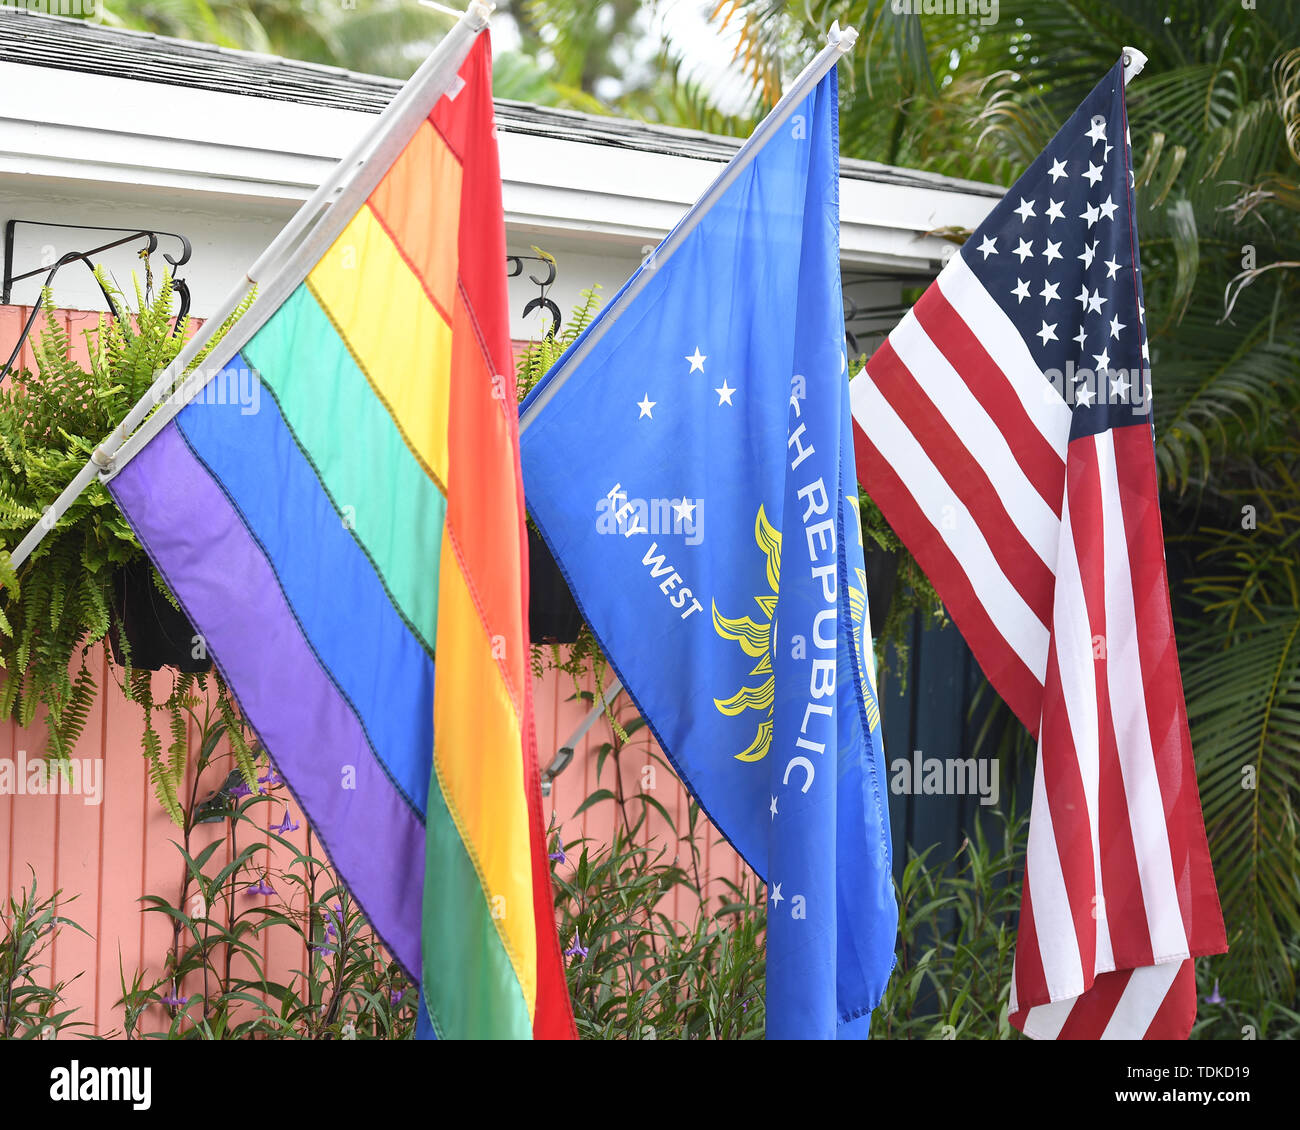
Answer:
420;0;493;26
1122;46;1148;86
828;21;859;53
418;0;489;18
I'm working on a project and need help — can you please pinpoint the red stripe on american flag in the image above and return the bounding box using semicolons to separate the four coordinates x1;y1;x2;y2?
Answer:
1111;426;1227;955
1037;635;1099;990
1144;959;1197;1039
1012;877;1049;1009
865;340;1056;629
1053;968;1133;1039
912;286;1066;517
853;430;1045;734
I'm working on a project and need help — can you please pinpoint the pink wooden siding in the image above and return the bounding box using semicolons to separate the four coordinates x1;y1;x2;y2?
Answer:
0;306;749;1037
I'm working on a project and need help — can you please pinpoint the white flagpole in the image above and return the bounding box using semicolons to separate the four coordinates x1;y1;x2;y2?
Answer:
519;22;858;434
5;0;494;572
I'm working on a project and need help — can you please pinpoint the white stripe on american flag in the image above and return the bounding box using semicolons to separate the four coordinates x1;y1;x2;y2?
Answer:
849;375;1050;680
935;255;1072;450
1023;738;1084;998
1099;959;1185;1039
1096;431;1190;960
887;306;1061;567
1013;992;1075;1040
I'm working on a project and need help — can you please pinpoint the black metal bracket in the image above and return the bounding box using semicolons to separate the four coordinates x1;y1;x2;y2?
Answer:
507;252;561;338
842;269;937;360
540;678;622;796
4;220;192;305
1;221;194;382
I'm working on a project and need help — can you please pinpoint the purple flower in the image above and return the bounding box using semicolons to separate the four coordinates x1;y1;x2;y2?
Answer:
390;989;403;1006
247;876;274;897
268;809;300;834
548;845;566;865
229;780;253;800
1204;980;1226;1005
564;933;588;960
160;992;188;1008
258;767;283;789
321;903;343;940
311;943;336;956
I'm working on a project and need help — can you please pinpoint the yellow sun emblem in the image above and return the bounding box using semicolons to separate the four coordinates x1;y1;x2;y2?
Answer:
712;506;781;762
713;501;880;763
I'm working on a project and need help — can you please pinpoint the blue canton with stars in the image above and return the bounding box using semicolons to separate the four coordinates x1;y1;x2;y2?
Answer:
959;58;1151;442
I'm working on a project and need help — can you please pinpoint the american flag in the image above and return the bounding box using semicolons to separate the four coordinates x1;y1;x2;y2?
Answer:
850;57;1227;1038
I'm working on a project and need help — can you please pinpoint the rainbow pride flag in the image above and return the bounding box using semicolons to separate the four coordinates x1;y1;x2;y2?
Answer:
106;31;575;1040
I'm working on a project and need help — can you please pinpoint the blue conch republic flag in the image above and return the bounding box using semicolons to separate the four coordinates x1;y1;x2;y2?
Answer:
519;67;896;1038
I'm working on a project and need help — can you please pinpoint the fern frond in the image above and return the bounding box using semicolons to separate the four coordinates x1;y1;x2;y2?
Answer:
217;686;259;790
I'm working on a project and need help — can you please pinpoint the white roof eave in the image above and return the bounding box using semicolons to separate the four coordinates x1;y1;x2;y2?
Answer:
0;58;997;275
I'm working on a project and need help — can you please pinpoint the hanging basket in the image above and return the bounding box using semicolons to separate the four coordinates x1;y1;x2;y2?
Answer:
108;558;212;673
527;525;583;645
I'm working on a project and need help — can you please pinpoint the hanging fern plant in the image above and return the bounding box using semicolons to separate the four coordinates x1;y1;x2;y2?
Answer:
0;268;260;821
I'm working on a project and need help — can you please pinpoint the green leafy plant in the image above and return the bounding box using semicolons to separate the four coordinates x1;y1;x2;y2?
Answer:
0;270;256;817
114;691;413;1039
872;809;1025;1039
550;690;766;1038
0;873;90;1039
